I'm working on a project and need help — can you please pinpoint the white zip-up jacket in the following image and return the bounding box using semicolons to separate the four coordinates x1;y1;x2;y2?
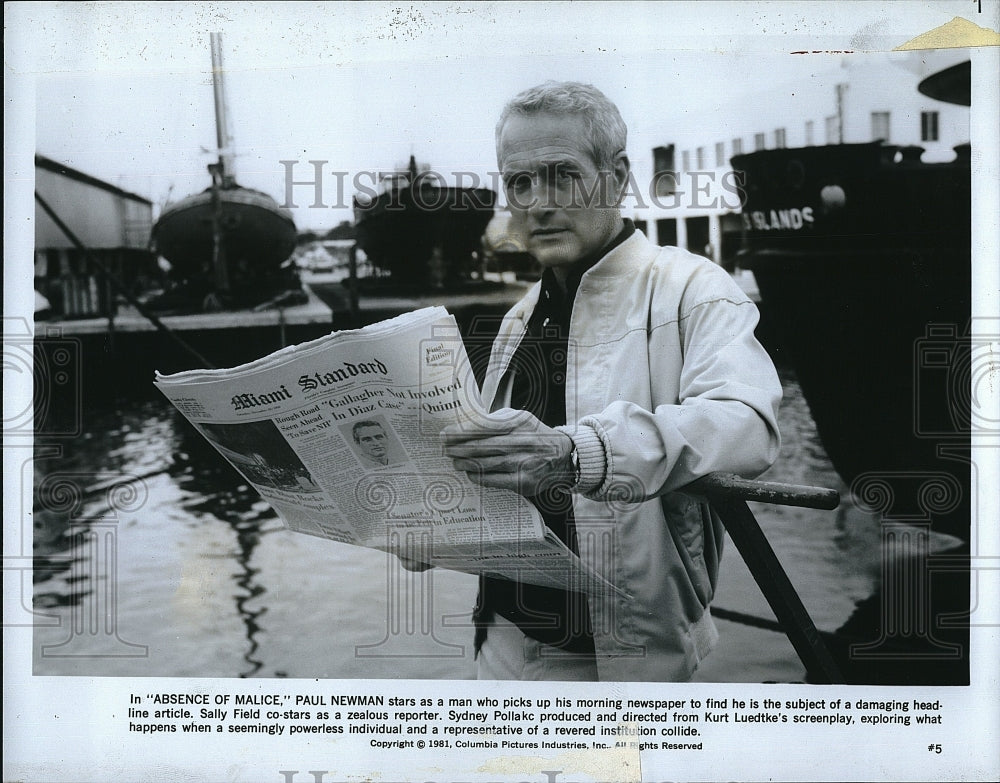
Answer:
480;230;782;681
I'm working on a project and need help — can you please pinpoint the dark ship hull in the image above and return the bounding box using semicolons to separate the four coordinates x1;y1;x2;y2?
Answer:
154;186;297;276
147;32;300;311
151;184;299;309
354;182;496;290
734;141;971;540
735;142;972;685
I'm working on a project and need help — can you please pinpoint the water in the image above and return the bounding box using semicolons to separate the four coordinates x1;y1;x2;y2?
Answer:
31;367;893;681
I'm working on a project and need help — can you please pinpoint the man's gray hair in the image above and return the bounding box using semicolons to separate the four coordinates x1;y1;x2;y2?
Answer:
495;81;628;170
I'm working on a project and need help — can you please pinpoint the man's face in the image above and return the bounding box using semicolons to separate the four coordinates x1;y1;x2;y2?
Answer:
355;425;388;461
498;112;627;270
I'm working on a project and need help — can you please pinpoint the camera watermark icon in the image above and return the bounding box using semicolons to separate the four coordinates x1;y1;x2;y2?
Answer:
354;522;467;660
3;320;82;437
32;470;150;658
848;521;964;662
352;472;469;660
5;445;62;629
910;319;999;636
914;321;1000;439
416;316;588;436
348;459;642;661
412;318;646;658
848;472;967;662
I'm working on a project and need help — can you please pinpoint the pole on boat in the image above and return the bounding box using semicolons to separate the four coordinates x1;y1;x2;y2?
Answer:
207;161;230;300
688;472;846;684
209;32;236;187
208;32;233;299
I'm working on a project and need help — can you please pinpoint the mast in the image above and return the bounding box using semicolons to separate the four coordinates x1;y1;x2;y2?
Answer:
208;32;232;298
210;32;236;187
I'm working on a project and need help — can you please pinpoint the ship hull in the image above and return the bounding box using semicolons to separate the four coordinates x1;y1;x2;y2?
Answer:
153;186;297;279
354;185;495;289
734;143;971;540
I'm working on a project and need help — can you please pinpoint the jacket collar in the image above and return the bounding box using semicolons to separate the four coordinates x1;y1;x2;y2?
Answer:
539;219;636;304
576;227;656;287
489;227;656;400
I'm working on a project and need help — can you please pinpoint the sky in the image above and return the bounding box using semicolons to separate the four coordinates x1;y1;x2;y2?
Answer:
5;1;993;231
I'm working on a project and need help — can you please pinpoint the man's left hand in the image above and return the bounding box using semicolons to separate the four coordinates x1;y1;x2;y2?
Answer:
441;408;574;496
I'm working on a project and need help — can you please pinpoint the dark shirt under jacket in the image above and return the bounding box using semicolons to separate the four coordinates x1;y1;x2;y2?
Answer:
474;220;635;655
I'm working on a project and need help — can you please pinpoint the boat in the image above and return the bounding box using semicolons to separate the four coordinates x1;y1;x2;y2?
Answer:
733;115;971;542
352;155;496;291
151;180;298;309
732;59;972;685
31;34;333;402
149;33;299;312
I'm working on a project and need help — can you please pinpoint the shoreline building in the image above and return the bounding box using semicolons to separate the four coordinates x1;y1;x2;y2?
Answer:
34;154;157;318
627;52;969;267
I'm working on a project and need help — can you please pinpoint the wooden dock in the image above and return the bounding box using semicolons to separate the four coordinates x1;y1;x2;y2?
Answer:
45;284;334;336
34;279;535;397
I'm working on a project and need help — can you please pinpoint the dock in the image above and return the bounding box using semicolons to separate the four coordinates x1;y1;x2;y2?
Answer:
36;269;761;403
33;278;535;403
42;284;335;337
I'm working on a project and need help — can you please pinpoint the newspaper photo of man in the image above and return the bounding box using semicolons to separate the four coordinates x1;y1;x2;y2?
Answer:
347;416;403;469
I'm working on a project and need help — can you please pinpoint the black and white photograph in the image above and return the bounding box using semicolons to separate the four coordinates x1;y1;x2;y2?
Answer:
5;2;999;782
198;419;322;492
342;415;407;469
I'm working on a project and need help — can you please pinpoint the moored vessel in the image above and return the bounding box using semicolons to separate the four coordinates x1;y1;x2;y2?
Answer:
149;33;300;312
733;138;971;540
732;58;973;684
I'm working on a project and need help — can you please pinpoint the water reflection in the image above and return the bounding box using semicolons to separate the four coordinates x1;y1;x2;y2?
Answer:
30;365;968;682
171;415;276;677
30;370;860;679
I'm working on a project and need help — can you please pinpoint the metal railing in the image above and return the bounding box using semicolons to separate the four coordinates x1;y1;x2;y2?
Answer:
688;472;844;683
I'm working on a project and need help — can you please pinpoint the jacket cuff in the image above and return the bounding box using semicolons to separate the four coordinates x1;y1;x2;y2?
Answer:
555;422;606;494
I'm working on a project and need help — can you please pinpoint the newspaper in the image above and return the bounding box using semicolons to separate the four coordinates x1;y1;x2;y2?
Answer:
154;306;616;595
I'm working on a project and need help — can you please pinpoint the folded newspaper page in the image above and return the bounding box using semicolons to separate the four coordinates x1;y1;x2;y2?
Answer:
154;306;617;596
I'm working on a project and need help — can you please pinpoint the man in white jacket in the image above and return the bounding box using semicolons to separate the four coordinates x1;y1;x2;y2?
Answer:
439;81;782;681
